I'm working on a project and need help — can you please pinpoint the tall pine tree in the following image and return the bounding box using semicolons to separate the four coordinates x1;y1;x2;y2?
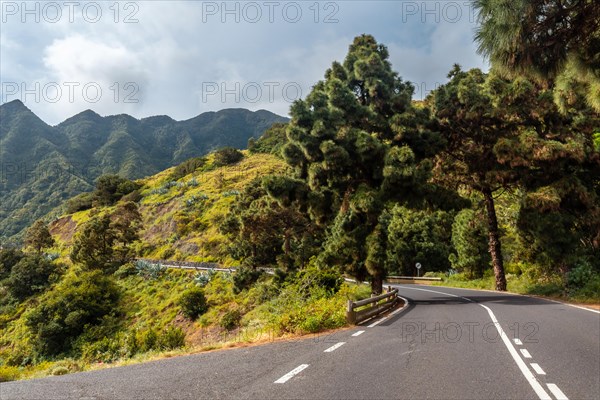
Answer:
267;35;440;293
430;66;598;289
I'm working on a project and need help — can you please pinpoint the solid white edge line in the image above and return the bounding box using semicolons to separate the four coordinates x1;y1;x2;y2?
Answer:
399;286;551;400
274;364;309;384
563;303;600;314
547;384;569;400
351;330;365;337
365;295;409;328
514;338;523;345
323;342;346;353
402;283;600;314
480;304;551;400
521;349;532;358
530;363;546;375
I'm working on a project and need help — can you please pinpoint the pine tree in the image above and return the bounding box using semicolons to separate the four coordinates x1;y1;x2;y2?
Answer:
24;220;55;254
430;66;599;288
269;35;440;294
474;0;600;111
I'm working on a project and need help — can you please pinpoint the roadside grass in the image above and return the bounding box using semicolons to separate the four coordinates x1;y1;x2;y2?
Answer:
426;271;600;305
0;267;371;383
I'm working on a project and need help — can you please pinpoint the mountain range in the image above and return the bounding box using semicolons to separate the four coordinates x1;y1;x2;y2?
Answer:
0;100;288;241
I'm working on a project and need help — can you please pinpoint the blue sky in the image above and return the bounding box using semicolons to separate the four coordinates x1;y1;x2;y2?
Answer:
0;1;488;125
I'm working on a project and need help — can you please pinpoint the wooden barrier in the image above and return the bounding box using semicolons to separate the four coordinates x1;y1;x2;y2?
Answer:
346;286;399;325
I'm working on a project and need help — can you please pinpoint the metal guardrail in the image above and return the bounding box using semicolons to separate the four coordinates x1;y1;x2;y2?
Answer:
135;259;276;274
346;286;399;325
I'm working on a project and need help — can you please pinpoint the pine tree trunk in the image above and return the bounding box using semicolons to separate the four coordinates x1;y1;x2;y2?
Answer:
371;274;383;295
482;188;507;291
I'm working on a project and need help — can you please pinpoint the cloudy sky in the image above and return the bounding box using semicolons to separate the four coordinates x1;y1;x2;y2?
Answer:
1;1;488;125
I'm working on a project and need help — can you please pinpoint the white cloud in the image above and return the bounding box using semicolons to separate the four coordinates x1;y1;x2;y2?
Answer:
0;1;488;124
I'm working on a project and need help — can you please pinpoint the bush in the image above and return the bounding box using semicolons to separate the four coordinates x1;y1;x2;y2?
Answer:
25;271;120;357
7;255;60;301
65;192;94;214
178;287;208;320
0;248;24;280
81;336;122;363
296;264;342;295
137;328;158;353
213;147;244;167
233;267;263;294
220;309;241;330
567;261;594;289
158;326;186;350
170;157;207;181
113;262;137;279
0;366;21;382
94;175;141;206
121;189;143;203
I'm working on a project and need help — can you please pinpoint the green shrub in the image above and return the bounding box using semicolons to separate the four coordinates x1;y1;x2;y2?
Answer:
233;267;263;294
1;346;32;367
137;328;158;352
213;147;244;167
65;192;94;214
567;261;595;289
220;309;241;330
0;248;24;280
296;264;343;295
50;366;69;376
81;336;123;363
0;366;21;382
94;175;141;206
25;271;120;357
170;157;207;181
571;275;600;301
178;287;208;320
6;255;60;301
121;189;143;203
158;326;186;350
114;262;137;279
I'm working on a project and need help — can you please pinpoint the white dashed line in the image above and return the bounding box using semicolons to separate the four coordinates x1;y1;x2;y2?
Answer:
531;363;546;375
547;384;569;400
352;330;365;337
520;349;532;358
514;338;523;345
274;364;309;384
401;287;552;400
323;342;346;352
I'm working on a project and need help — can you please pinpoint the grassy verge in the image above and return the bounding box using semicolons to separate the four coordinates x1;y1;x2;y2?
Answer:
0;267;370;383
424;271;600;305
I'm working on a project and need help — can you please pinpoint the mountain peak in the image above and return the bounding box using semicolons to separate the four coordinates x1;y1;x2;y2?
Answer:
57;109;103;126
0;99;33;113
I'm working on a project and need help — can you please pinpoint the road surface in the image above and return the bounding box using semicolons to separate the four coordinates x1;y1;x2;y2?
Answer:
2;285;598;399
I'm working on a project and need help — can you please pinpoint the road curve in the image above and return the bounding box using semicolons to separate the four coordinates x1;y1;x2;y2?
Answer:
1;285;598;400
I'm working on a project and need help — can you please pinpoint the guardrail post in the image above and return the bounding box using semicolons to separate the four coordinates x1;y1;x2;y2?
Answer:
346;299;356;325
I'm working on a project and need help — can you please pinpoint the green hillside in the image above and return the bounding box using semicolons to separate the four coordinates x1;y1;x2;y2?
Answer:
0;131;370;381
0;101;287;241
50;149;288;263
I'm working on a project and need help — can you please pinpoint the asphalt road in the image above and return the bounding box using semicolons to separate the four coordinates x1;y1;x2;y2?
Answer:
2;285;598;400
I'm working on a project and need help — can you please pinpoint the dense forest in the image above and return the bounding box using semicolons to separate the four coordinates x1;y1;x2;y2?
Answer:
0;0;598;382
